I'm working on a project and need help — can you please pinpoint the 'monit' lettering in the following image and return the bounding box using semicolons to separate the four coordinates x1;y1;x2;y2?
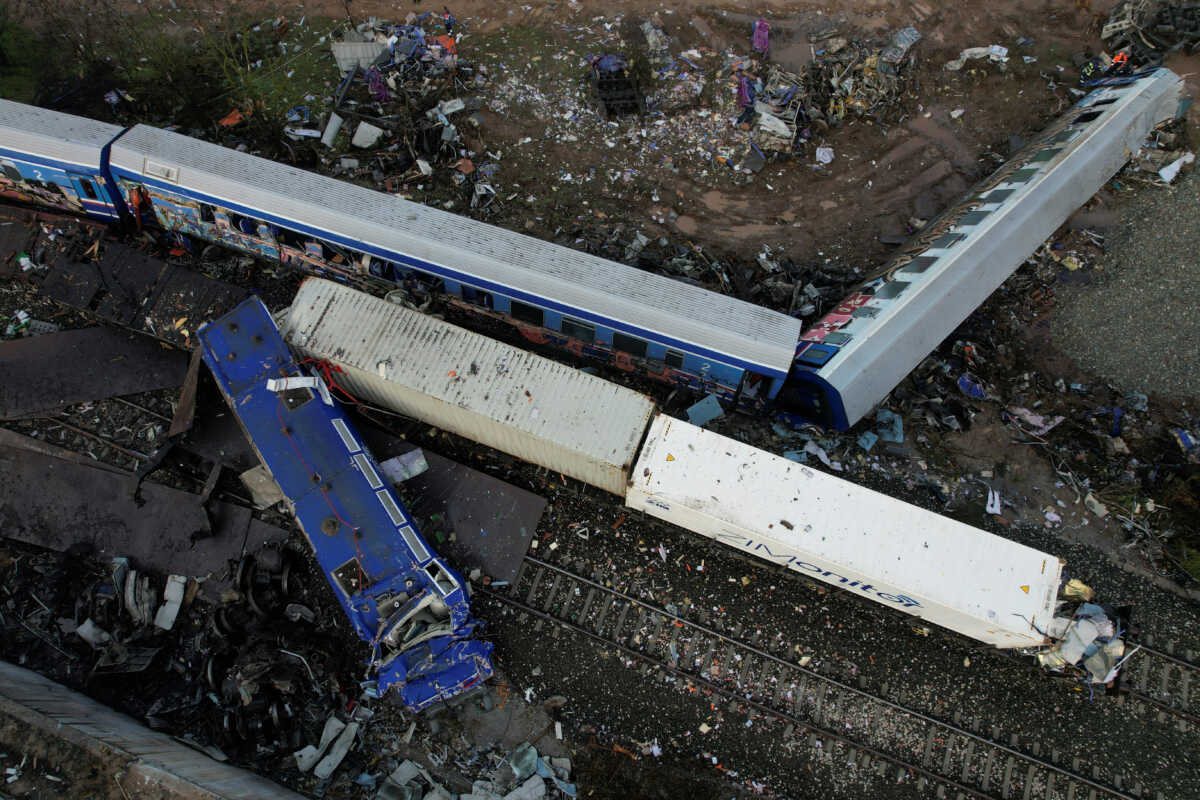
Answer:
713;533;923;609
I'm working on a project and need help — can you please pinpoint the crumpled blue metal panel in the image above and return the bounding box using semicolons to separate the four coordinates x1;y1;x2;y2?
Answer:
198;297;493;709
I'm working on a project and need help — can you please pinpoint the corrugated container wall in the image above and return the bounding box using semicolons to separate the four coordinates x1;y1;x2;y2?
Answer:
627;415;1063;648
282;279;656;495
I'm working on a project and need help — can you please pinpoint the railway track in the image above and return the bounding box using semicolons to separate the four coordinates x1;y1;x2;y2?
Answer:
2;391;254;507
484;556;1151;800
1123;640;1200;727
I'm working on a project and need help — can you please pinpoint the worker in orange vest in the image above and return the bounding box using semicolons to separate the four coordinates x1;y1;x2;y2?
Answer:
1111;50;1131;73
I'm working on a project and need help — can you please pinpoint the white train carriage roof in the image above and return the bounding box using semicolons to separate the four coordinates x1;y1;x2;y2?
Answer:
109;125;803;376
628;415;1064;647
0;99;124;171
283;278;657;495
806;68;1184;426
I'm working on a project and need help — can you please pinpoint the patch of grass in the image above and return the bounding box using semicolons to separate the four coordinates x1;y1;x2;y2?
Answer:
0;17;43;103
208;16;345;127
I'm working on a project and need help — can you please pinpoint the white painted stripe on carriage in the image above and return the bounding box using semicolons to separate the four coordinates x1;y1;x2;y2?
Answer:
354;453;382;489
398;525;431;563
331;418;359;453
376;489;405;526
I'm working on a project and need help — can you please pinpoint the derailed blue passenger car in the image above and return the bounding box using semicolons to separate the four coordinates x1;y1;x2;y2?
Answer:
198;297;493;711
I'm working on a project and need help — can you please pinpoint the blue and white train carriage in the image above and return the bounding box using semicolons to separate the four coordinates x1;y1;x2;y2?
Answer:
0;99;124;221
105;124;803;408
198;297;494;711
782;69;1187;428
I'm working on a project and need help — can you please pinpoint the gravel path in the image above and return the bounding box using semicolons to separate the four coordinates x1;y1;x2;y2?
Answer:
1053;163;1200;401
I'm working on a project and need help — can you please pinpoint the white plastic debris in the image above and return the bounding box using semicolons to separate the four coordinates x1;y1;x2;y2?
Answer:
379;451;429;483
75;619;112;648
950;108;965;120
1083;492;1109;518
815;146;834;164
985;488;1002;515
1158;151;1194;183
944;44;1008;71
503;775;546;800
295;716;346;772
351;121;386;149
153;575;188;630
321;112;344;147
265;375;333;406
314;721;359;779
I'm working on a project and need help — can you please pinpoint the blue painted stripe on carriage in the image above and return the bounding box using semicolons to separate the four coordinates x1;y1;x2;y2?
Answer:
99;134;133;218
114;166;790;379
0;144;102;173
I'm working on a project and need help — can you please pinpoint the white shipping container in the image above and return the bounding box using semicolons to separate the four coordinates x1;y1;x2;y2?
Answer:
282;279;656;495
627;415;1062;648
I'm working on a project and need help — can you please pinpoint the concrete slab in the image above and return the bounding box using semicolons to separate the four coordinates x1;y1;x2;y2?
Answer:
0;326;188;420
0;439;287;596
359;425;544;584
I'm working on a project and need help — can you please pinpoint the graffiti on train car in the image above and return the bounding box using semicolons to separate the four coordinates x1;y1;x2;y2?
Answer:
445;297;765;409
796;86;1113;354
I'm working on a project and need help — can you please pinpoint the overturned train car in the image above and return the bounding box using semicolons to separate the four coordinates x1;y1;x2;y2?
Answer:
198;297;493;711
283;278;1066;651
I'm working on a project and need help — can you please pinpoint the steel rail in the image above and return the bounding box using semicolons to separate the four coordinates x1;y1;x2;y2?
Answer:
496;555;1136;800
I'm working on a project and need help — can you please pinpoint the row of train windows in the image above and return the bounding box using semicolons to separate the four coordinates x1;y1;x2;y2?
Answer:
187;200;679;370
194;203;350;258
5;173;99;201
465;289;684;366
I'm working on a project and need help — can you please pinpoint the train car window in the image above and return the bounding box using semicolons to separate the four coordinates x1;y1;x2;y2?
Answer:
1090;97;1119;107
1006;168;1039;183
231;213;257;235
561;317;595;343
1073;110;1104;124
931;233;964;249
277;227;305;248
898;256;938;275
1049;130;1079;144
1;164;21;182
823;332;853;346
983;188;1014;204
851;306;880;319
1029;148;1062;163
665;349;685;369
463;287;493;309
612;332;648;358
409;269;443;292
199;203;215;223
873;281;911;300
78;180;98;200
509;300;544;327
957;210;990;225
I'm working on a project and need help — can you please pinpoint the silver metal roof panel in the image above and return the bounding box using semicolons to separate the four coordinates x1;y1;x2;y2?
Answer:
110;124;801;373
283;278;657;495
0;99;123;170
